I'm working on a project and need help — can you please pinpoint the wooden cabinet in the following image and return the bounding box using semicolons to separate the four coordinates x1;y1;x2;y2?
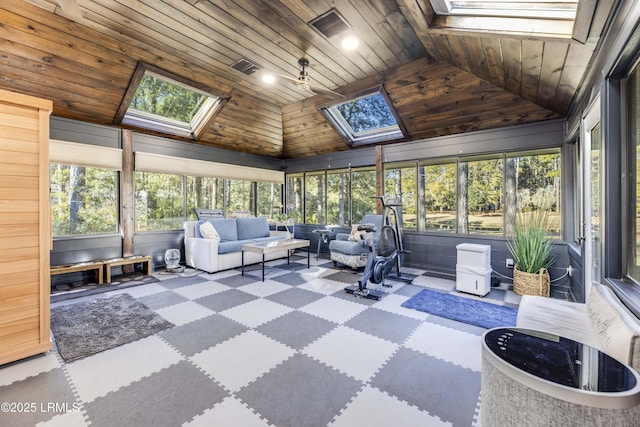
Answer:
0;89;52;365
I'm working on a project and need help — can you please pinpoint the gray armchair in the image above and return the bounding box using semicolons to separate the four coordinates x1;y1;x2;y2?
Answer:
329;214;383;268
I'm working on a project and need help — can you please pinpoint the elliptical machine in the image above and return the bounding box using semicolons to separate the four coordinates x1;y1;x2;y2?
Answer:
345;197;410;300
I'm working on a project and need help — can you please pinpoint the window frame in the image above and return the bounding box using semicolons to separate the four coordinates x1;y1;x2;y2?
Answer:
320;87;407;147
50;163;120;238
114;62;228;140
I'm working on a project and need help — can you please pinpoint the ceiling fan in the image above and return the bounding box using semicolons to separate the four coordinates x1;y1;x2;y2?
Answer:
277;58;344;99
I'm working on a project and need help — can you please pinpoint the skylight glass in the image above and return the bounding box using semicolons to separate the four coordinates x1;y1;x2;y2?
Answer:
432;0;578;19
120;69;223;140
428;0;579;38
322;90;405;146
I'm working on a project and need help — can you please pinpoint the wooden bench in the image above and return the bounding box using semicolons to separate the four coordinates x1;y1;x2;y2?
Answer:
103;255;152;283
51;261;105;285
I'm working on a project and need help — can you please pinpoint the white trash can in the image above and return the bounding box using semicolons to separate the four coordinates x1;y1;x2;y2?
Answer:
456;244;492;296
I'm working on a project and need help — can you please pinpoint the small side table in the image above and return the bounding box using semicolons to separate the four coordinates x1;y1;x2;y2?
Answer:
312;228;335;260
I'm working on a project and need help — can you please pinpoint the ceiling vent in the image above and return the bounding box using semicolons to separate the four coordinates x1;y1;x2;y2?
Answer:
309;9;350;38
230;58;262;75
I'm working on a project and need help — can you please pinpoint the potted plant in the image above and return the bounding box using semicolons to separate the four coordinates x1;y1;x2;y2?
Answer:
507;209;555;296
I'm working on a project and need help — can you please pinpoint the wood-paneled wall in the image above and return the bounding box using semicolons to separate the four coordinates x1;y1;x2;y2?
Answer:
0;88;52;365
283;57;559;158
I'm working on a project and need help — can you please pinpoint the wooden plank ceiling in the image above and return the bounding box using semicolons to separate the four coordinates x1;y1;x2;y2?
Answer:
1;1;616;158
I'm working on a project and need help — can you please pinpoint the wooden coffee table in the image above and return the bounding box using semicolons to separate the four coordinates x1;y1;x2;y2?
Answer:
242;239;311;281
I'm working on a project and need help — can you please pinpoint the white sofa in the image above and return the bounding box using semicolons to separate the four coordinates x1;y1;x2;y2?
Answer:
184;217;290;274
516;282;640;371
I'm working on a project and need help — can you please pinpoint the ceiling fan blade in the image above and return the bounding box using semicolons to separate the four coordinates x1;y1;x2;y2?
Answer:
275;73;300;83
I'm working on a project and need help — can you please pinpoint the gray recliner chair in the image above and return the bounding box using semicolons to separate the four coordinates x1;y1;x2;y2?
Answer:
329;214;383;268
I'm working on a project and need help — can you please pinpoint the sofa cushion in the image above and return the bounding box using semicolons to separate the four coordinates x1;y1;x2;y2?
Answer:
209;218;238;242
218;240;254;254
329;239;369;256
588;283;640;368
236;217;270;240
199;221;220;240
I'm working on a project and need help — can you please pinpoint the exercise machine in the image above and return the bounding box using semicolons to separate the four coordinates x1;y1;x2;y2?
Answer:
345;197;410;300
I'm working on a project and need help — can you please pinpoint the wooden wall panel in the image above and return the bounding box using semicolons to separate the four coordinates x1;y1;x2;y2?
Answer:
0;89;52;365
283;58;559;158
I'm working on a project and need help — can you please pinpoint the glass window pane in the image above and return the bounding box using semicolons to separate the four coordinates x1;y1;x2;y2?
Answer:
122;68;223;139
226;179;252;217
186;176;224;220
285;174;304;221
257;182;282;220
135;172;183;231
323;90;404;145
507;151;562;237
305;172;325;224
327;170;350;226
628;62;640;282
50;164;118;236
384;165;417;229
350;168;376;223
420;162;457;232
130;73;207;123
336;93;398;133
460;158;504;234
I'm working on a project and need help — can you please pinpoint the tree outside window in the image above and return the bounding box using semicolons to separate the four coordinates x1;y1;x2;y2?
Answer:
135;172;183;231
50;164;118;236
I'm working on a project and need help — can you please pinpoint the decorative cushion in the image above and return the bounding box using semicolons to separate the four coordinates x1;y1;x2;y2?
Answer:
587;283;640;367
348;225;367;242
236;217;270;240
209;218;238;241
194;220;206;238
199;221;220;240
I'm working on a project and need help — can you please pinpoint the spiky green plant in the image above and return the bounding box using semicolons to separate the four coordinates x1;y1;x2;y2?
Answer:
507;210;555;273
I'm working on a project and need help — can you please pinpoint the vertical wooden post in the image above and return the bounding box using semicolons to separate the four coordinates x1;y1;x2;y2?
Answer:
121;129;134;269
375;145;384;214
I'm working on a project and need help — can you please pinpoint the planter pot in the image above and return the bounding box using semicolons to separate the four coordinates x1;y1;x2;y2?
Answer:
513;266;550;297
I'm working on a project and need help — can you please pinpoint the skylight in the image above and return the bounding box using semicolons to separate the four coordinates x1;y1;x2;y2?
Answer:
428;0;580;39
116;64;225;140
322;89;406;146
431;0;578;20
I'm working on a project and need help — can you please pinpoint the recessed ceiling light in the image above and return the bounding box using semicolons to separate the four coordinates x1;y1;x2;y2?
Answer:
342;36;359;51
262;74;275;84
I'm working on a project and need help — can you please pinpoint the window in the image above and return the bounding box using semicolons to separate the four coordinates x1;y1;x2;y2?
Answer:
431;0;577;19
321;89;405;146
460;157;504;235
117;64;225;140
384;163;417;229
627;60;640;282
327;169;350;226
428;0;580;39
288;151;560;235
305;172;325;224
508;151;562;237
257;182;282;220
226;179;253;217
420;162;457;232
186;176;224;221
350;168;377;223
135;172;184;231
50;164;118;236
285;174;304;219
